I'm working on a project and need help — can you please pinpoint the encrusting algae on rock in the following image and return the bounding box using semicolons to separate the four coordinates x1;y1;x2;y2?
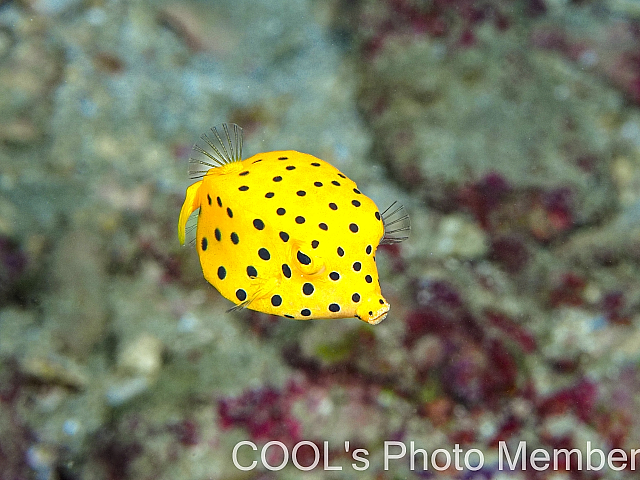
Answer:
178;124;409;324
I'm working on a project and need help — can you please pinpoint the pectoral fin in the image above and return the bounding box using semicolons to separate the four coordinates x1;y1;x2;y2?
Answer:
227;277;280;312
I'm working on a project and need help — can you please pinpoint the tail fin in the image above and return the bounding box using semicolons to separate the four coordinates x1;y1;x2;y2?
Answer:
178;181;202;245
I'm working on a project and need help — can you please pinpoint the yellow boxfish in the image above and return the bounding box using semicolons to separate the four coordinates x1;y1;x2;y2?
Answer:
178;124;409;324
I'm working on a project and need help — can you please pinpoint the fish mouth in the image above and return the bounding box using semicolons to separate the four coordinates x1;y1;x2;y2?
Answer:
356;303;390;325
366;311;388;325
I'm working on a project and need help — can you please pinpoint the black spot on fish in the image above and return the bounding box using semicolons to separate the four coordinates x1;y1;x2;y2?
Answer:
301;308;311;316
277;208;286;216
337;247;345;257
329;203;338;210
295;216;305;224
279;231;289;242
217;266;226;279
271;295;282;306
353;261;361;271
201;237;208;251
282;264;292;278
231;232;239;244
246;266;257;278
302;283;314;295
214;229;221;241
266;192;275;198
273;176;283;182
349;223;359;233
311;240;319;249
239;186;249;191
258;248;270;260
352;293;361;302
253;219;265;230
236;289;247;301
227;207;233;218
352;200;361;207
329;272;340;281
319;223;328;231
329;303;340;312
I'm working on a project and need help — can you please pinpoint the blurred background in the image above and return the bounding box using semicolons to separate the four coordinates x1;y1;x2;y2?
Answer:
1;0;640;478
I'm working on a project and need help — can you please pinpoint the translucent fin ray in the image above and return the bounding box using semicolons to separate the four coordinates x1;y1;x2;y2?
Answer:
184;209;199;247
188;123;243;180
380;201;410;245
227;301;250;313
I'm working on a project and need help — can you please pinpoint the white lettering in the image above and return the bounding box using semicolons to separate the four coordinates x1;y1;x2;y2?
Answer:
630;449;640;470
261;441;288;471
431;448;451;471
499;441;526;470
352;448;369;471
553;448;582;470
324;441;341;470
465;448;484;471
530;448;550;471
586;441;605;470
232;441;257;471
410;441;428;471
608;449;627;471
453;443;462;470
384;441;406;470
291;441;319;471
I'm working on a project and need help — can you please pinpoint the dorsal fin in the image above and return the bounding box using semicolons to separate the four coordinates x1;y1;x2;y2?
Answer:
189;123;243;180
380;201;410;245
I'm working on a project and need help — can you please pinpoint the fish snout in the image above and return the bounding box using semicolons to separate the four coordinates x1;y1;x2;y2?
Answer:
356;297;390;325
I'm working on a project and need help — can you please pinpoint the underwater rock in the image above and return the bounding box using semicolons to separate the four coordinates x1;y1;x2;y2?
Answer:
117;333;163;379
105;334;164;406
0;16;62;145
433;213;488;259
353;1;619;237
47;228;108;360
20;354;88;389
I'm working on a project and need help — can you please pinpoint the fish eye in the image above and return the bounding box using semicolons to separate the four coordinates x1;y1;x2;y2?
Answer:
368;311;373;316
296;250;311;265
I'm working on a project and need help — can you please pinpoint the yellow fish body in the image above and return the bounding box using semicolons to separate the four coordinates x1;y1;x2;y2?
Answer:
178;124;409;325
